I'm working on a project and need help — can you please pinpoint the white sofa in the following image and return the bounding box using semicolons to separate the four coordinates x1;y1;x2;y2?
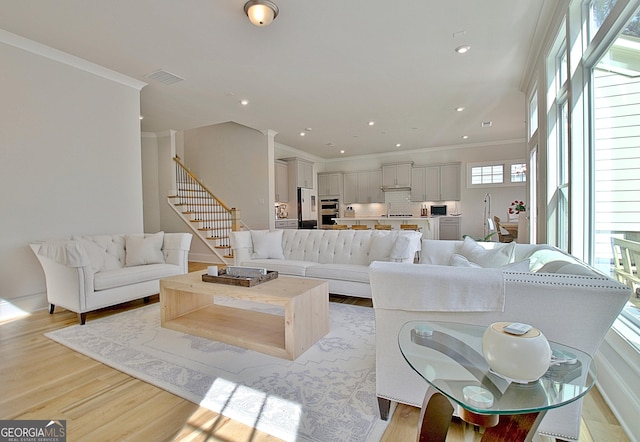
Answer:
369;238;631;441
31;232;192;324
230;229;422;298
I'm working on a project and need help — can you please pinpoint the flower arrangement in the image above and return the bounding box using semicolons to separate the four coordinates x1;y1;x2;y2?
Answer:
509;200;526;214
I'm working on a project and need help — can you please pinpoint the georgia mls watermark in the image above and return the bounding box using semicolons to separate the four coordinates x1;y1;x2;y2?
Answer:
0;420;66;442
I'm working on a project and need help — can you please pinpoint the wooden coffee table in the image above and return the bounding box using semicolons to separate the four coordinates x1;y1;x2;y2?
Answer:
160;272;329;360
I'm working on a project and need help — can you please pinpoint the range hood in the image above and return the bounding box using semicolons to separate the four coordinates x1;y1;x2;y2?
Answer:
380;185;411;192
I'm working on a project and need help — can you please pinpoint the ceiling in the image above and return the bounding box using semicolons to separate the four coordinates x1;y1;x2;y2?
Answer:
0;0;554;159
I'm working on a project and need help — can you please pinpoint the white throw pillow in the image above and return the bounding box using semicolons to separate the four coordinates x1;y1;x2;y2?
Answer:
449;253;482;268
125;232;165;267
500;259;531;272
250;230;285;260
368;231;397;264
457;236;515;268
390;235;413;261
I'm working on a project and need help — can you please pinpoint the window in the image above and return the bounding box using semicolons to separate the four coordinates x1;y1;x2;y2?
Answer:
467;161;527;187
590;0;620;41
510;163;527;183
591;8;640;333
528;91;538;139
471;164;503;185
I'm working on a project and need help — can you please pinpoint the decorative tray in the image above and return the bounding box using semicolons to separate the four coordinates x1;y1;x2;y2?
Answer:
201;269;278;287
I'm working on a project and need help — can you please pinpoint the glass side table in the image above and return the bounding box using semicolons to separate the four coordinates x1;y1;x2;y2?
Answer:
398;321;595;442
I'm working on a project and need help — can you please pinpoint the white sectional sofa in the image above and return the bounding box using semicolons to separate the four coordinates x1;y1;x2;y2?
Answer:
369;238;631;441
31;232;192;324
230;229;422;298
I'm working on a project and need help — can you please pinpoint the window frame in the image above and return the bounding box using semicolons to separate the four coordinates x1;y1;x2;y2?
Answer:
466;160;527;188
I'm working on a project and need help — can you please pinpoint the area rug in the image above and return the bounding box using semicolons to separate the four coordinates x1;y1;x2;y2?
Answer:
45;300;391;442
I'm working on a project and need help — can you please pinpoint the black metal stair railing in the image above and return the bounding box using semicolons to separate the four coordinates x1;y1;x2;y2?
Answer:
172;156;240;258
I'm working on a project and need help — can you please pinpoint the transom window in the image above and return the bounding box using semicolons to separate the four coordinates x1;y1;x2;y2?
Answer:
467;161;526;187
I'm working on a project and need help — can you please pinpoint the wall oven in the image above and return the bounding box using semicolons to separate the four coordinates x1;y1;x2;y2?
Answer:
320;198;339;228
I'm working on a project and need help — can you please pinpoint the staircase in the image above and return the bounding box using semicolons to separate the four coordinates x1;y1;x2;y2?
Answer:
168;157;243;266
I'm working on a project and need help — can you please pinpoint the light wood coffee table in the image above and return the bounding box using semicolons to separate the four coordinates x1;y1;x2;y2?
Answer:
160;272;329;360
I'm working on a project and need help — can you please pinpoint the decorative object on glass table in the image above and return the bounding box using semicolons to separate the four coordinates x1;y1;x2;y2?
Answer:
481;321;551;383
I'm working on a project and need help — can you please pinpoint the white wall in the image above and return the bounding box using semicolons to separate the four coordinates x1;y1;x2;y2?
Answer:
0;32;145;318
182;122;271;230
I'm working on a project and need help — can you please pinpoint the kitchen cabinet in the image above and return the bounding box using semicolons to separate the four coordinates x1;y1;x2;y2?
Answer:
275;161;289;202
439;164;461;201
284;157;314;189
410;163;461;201
343;170;384;204
382;162;412;188
295;159;314;189
439;216;461;240
318;172;342;196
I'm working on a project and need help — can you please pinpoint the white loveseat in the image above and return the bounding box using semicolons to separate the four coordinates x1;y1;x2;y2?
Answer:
31;232;192;324
230;229;422;298
369;238;631;441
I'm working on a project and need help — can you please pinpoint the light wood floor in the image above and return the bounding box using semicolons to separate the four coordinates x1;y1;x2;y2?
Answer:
0;262;628;441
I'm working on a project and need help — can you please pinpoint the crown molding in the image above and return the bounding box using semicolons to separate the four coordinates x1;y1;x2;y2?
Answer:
0;28;146;91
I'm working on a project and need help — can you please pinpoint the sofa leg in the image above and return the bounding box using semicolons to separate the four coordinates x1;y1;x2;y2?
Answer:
377;397;391;420
49;304;55;314
78;313;87;325
143;296;150;304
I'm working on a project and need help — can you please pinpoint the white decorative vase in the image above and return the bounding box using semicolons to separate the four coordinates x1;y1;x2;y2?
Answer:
482;322;551;383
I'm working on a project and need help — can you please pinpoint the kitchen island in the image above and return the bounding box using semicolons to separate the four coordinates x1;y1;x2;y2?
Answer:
332;216;441;239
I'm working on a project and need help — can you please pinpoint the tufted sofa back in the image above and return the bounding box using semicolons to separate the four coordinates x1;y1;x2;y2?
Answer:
281;230;374;265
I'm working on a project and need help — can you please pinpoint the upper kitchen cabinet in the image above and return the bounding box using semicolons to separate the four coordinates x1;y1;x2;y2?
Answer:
318;172;342;196
411;163;461;201
382;162;412;190
439;163;461;201
275;160;289;203
343;170;384;204
285;157;314;189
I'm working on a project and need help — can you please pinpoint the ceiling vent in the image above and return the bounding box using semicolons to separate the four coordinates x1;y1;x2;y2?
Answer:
481;121;493;128
144;69;184;85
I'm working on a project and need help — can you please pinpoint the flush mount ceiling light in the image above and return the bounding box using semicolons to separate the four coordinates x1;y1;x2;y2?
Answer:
455;45;471;54
244;0;279;26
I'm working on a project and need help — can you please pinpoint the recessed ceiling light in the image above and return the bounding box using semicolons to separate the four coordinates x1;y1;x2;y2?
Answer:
455;45;471;54
462;135;469;139
139;115;144;120
299;132;306;136
455;106;465;112
368;121;375;126
240;99;249;106
396;143;401;148
340;150;345;154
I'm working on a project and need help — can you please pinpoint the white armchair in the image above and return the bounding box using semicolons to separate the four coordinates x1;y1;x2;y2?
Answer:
369;239;630;441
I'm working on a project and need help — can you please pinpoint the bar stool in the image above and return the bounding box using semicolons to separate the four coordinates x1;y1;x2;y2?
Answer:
333;224;348;230
374;224;392;230
351;225;369;230
400;224;420;231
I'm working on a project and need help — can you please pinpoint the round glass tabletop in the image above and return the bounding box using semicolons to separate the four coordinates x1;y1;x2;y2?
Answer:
398;321;596;415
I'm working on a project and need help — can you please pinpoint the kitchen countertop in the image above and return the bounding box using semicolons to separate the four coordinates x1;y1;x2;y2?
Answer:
333;216;461;220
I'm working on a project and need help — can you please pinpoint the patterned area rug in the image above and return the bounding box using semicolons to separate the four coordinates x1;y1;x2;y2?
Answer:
45;300;391;442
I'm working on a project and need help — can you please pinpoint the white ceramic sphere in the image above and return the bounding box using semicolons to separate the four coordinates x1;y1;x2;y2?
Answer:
482;322;552;383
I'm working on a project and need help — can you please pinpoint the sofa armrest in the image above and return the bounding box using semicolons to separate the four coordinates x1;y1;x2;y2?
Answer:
30;243;92;311
370;261;505;312
229;231;253;265
162;233;192;273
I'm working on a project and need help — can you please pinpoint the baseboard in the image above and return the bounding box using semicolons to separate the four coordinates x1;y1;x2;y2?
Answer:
594;325;640;441
0;292;48;322
189;252;225;265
